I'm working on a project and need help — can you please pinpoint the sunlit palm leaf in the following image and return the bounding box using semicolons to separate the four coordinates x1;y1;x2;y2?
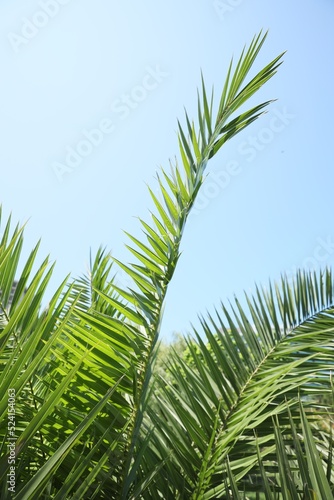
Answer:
148;270;334;498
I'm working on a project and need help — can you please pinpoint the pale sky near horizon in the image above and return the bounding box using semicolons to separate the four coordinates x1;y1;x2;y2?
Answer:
1;1;333;340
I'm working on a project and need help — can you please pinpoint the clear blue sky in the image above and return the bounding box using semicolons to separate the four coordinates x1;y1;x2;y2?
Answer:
1;1;333;340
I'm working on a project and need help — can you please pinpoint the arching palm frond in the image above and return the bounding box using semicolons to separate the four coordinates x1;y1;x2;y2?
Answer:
146;270;334;498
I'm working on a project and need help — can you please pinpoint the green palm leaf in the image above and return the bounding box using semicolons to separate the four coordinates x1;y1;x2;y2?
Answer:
148;270;334;498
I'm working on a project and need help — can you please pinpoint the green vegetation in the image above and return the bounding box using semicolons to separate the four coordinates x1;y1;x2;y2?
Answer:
0;32;333;498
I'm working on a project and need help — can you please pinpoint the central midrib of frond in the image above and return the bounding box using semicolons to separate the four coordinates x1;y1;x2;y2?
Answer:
224;341;279;428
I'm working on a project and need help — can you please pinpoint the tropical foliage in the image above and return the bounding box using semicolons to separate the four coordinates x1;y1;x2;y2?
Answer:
0;32;333;499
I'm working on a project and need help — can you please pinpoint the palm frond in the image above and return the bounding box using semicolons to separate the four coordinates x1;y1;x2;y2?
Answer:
148;270;334;497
